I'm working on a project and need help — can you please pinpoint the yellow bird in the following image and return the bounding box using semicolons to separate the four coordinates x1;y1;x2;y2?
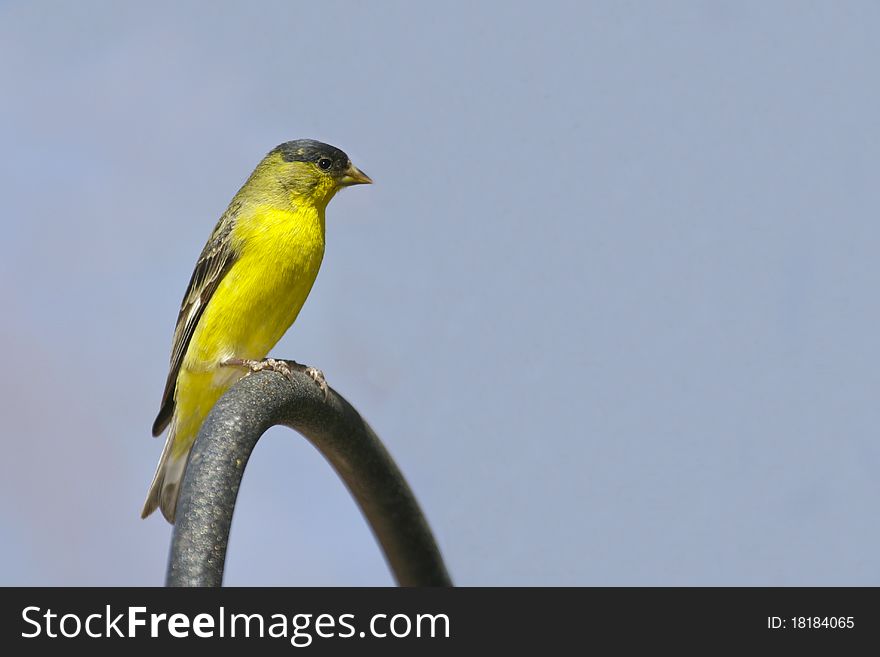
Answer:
142;140;372;523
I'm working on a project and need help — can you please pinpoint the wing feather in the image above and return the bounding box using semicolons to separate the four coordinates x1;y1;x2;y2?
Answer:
151;206;240;436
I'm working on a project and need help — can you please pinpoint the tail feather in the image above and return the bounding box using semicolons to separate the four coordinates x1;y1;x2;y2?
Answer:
141;429;189;524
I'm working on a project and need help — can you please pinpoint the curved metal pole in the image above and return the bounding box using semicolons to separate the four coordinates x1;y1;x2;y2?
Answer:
165;368;452;587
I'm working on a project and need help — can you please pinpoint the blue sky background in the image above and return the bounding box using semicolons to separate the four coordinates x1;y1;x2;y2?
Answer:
1;1;878;585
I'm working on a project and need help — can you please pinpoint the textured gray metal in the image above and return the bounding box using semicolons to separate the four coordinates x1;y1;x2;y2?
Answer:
165;368;452;587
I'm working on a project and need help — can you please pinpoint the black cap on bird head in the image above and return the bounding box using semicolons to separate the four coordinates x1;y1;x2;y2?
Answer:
273;140;350;174
271;139;372;186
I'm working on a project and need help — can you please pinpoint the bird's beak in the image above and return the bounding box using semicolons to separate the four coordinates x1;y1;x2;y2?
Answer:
340;163;373;186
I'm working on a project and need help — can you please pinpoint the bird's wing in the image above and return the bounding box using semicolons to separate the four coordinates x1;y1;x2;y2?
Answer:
151;209;240;436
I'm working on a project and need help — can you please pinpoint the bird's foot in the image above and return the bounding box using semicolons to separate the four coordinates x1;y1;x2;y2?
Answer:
299;364;329;400
223;357;294;380
222;358;329;400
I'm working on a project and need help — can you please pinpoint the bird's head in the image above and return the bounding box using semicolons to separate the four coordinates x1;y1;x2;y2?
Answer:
252;139;372;209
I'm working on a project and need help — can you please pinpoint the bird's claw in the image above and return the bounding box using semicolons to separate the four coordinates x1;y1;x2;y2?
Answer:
227;357;295;381
222;358;328;400
303;366;329;401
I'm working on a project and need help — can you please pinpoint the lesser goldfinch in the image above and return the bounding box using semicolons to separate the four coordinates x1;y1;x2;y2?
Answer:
142;140;371;523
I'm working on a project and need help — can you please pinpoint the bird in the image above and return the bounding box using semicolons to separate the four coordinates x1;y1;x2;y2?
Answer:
142;139;372;523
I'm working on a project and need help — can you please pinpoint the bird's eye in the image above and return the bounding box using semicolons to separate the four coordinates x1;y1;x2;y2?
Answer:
317;158;333;171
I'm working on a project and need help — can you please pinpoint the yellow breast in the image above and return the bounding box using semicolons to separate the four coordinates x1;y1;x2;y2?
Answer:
184;203;326;371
